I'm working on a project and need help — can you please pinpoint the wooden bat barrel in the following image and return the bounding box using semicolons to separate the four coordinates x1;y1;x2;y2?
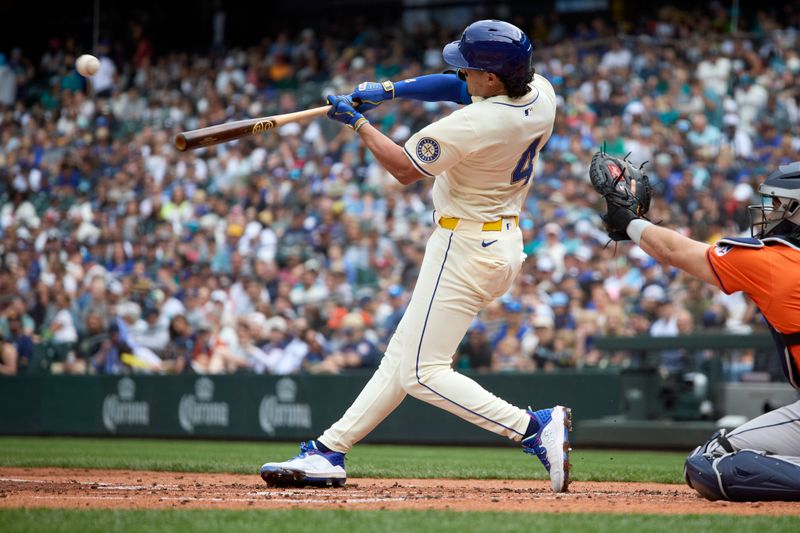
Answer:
174;106;331;152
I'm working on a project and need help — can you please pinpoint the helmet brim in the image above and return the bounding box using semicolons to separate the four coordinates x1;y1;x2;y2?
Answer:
442;41;472;69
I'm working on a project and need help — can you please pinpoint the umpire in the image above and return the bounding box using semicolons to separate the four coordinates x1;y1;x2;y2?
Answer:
591;156;800;502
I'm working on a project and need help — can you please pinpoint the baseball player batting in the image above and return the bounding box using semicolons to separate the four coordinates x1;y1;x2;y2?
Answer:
590;154;800;501
260;20;571;492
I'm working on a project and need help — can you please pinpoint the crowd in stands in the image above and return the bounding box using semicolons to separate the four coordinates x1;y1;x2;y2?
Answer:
1;5;797;380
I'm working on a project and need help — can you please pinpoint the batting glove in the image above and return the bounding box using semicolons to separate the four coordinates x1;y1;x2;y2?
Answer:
326;95;369;132
351;81;395;112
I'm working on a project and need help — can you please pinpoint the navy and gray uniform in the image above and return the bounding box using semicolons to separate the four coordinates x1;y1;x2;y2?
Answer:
684;236;800;501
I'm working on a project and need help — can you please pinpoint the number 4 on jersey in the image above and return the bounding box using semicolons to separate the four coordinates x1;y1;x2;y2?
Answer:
511;137;542;185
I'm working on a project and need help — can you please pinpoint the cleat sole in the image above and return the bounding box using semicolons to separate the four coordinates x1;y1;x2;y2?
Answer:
562;407;573;492
260;467;346;488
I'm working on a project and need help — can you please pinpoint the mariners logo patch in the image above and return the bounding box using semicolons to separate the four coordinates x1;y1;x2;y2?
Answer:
416;137;440;163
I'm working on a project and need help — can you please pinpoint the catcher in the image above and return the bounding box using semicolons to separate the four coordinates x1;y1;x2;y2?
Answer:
590;153;800;502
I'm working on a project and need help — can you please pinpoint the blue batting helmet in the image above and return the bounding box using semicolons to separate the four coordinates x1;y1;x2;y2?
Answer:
442;19;533;85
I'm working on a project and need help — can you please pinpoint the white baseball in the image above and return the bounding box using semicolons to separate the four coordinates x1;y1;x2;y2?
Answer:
75;54;100;77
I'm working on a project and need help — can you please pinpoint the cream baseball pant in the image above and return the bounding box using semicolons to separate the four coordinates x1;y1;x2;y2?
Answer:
320;219;531;453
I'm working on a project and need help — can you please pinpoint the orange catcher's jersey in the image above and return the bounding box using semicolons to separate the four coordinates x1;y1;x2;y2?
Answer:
403;73;557;222
706;238;800;387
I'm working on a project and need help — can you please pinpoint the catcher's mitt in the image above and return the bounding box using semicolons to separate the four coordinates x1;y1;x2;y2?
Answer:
589;151;652;241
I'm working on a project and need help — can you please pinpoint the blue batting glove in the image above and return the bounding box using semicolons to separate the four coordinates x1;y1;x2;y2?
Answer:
326;95;369;132
351;81;395;112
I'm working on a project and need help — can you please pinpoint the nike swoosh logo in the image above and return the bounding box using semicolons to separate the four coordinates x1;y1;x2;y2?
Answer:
481;240;498;248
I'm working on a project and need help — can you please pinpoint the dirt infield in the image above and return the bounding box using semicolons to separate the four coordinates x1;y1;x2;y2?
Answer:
0;468;797;515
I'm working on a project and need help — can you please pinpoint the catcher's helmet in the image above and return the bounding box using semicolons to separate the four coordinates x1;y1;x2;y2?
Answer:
442;19;533;86
748;161;800;238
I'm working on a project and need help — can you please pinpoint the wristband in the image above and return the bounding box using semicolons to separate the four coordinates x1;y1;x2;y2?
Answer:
353;117;369;132
626;219;653;245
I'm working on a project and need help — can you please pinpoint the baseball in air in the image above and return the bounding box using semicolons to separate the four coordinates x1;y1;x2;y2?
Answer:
75;54;100;77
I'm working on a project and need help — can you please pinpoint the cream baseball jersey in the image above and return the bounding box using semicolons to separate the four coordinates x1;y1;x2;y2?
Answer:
404;73;557;221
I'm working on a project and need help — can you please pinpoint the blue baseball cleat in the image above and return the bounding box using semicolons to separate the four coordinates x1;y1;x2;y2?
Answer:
522;405;572;492
260;441;347;488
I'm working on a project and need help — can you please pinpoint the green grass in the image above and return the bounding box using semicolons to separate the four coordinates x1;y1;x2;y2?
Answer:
2;509;800;533
0;436;686;483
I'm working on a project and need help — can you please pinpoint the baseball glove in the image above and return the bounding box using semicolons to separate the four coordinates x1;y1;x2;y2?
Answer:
589;151;652;241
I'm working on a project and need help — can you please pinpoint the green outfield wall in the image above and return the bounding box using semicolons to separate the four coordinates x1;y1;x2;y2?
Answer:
2;333;780;447
0;372;622;444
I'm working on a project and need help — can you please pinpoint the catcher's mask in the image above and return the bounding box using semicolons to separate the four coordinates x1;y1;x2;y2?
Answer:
748;161;800;238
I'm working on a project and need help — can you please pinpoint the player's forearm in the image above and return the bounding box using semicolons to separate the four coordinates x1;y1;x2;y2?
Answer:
629;220;715;284
634;222;686;261
358;123;424;185
393;74;471;104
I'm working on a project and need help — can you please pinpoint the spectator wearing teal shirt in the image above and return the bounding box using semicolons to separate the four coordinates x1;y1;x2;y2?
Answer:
686;113;722;157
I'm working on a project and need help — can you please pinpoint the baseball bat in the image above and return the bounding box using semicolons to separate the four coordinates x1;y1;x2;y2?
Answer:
174;105;331;152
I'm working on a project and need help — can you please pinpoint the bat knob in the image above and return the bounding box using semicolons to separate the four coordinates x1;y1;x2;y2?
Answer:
174;134;187;152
